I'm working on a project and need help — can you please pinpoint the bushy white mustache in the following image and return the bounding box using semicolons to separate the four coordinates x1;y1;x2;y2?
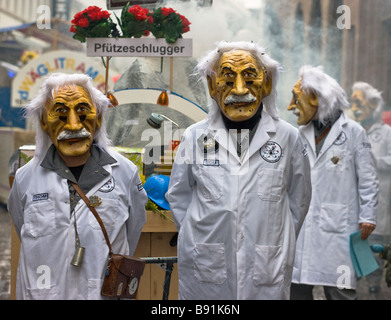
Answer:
57;128;91;141
225;93;256;105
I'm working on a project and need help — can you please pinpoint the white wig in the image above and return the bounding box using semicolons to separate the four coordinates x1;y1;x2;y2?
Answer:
299;65;349;125
352;81;384;120
25;73;112;163
195;41;283;121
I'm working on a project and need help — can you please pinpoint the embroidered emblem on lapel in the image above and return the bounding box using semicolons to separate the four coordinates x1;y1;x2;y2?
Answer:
99;178;115;193
260;141;282;163
334;132;347;145
331;156;339;164
89;195;102;207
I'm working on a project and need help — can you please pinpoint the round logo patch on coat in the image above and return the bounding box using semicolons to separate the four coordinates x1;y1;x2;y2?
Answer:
370;130;381;143
334;132;347;145
260;141;282;163
99;177;115;193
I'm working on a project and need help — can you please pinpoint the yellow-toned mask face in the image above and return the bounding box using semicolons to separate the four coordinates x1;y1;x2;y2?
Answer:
287;79;319;125
40;85;102;158
350;90;376;122
208;50;272;122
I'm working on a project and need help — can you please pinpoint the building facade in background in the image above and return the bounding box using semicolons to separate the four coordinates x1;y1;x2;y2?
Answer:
262;0;391;110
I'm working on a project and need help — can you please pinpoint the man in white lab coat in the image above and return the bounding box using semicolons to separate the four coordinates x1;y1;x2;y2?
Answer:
288;66;379;300
166;41;312;300
8;73;147;299
350;82;391;297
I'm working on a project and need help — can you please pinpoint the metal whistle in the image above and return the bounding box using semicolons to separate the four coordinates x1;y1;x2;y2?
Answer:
71;245;85;267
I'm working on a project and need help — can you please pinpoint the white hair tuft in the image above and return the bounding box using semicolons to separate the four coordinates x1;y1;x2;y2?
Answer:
299;65;349;124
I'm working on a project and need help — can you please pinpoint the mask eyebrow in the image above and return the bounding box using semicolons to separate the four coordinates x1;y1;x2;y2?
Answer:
77;102;91;108
245;67;257;73
221;66;233;73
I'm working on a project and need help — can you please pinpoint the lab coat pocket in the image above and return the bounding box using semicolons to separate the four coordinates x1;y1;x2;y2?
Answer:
257;168;283;202
88;198;118;233
194;242;227;284
25;285;59;300
319;203;348;233
253;245;284;286
198;166;224;200
88;279;103;300
26;200;55;237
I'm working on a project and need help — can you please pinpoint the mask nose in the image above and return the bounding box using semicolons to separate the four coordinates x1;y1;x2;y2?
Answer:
350;102;360;113
287;97;297;111
63;109;83;132
231;75;249;96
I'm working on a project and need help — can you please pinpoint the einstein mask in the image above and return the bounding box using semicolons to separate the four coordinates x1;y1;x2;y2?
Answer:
207;50;272;122
350;90;377;123
40;85;102;158
287;79;319;125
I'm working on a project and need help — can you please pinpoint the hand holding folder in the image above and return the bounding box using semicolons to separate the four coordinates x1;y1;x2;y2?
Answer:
350;231;378;278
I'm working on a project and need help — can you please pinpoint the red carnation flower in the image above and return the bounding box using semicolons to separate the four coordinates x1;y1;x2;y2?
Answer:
70;5;118;43
147;16;154;24
180;15;191;33
78;17;89;28
161;7;176;16
128;5;149;21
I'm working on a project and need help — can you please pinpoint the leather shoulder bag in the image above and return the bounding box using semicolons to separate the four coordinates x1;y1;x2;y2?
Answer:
70;181;145;299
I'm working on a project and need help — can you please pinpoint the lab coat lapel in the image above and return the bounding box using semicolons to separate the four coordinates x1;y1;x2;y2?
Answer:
315;113;348;164
73;163;115;213
300;122;316;160
85;162;115;197
246;111;276;161
208;113;241;163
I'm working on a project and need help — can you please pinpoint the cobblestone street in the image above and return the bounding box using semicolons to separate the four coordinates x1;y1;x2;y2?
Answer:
0;204;390;300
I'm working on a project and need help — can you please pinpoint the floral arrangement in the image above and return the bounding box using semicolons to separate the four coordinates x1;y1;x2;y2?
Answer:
70;6;119;43
148;7;191;43
70;3;191;44
116;3;153;38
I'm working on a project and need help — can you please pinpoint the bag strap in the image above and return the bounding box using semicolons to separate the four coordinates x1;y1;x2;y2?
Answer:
69;181;113;256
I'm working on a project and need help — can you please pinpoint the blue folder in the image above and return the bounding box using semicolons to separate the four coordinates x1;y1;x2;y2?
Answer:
350;231;379;278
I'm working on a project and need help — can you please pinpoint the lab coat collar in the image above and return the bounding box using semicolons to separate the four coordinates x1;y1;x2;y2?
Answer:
41;144;117;195
301;111;349;163
318;112;348;155
247;111;276;160
207;110;276;164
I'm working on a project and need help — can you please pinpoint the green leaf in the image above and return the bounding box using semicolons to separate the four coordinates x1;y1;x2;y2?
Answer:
73;33;86;43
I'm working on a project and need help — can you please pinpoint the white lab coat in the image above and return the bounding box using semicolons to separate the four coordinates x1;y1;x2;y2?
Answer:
366;122;391;236
8;148;147;300
166;110;312;300
292;112;379;289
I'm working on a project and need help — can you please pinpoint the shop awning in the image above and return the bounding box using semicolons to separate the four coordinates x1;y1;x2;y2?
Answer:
0;19;84;52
